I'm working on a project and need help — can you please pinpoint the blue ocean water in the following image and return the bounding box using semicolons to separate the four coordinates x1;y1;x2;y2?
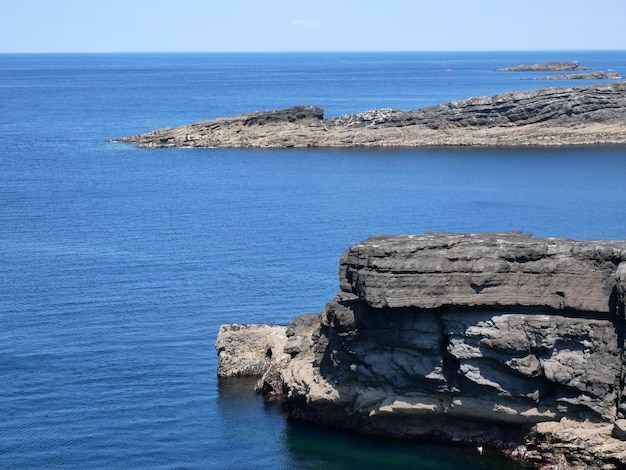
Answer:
1;51;626;469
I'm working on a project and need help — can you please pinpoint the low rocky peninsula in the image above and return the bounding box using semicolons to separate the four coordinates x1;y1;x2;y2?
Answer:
115;82;626;148
216;233;626;469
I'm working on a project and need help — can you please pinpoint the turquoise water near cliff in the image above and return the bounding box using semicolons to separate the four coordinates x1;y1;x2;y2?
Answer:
1;51;626;469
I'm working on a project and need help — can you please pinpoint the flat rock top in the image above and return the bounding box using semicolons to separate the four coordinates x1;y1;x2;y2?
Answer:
339;232;626;312
346;232;626;254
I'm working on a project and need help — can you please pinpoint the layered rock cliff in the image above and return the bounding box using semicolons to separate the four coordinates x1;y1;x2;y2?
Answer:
216;233;626;469
115;82;626;148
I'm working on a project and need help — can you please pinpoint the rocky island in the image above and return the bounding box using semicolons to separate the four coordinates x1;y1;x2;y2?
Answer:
493;61;589;72
528;71;622;81
115;82;626;148
494;61;621;83
216;233;626;469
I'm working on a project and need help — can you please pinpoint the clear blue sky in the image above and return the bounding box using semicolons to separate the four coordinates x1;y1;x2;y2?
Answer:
2;0;625;53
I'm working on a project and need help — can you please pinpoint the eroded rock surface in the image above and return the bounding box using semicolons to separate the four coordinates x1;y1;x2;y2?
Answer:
115;82;626;148
216;233;626;469
339;233;624;312
215;323;289;377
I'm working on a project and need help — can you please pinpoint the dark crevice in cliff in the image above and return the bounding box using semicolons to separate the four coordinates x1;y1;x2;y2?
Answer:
610;286;621;317
470;283;487;294
616;308;626;419
437;310;462;393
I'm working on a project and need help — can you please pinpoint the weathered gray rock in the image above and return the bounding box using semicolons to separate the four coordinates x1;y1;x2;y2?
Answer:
114;82;626;148
616;262;626;313
214;323;288;377
511;418;626;468
215;233;626;469
239;105;324;126
494;61;589;72
339;232;626;312
529;71;622;80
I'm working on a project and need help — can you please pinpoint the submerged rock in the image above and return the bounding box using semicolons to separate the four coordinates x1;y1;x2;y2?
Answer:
114;82;626;148
216;232;626;469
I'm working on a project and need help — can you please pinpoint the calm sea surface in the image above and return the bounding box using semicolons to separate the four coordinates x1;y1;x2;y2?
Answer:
1;51;626;469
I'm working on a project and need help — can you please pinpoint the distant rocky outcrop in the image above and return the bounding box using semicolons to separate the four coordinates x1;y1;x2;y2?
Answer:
114;82;626;148
494;61;589;72
216;233;626;469
528;71;622;81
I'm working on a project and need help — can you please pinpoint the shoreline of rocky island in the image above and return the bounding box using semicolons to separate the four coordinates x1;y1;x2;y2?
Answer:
216;233;626;469
114;82;626;149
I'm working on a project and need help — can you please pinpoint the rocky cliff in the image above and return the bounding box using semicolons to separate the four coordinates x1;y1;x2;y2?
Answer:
216;233;626;469
115;82;626;148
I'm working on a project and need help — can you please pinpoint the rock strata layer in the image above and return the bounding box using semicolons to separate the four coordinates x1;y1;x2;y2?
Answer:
115;82;626;148
216;232;626;469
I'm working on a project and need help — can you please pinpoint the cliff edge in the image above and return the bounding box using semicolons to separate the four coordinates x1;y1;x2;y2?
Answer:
116;82;626;148
216;233;626;469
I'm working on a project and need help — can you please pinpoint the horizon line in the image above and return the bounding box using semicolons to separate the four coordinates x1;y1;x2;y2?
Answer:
2;48;626;55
